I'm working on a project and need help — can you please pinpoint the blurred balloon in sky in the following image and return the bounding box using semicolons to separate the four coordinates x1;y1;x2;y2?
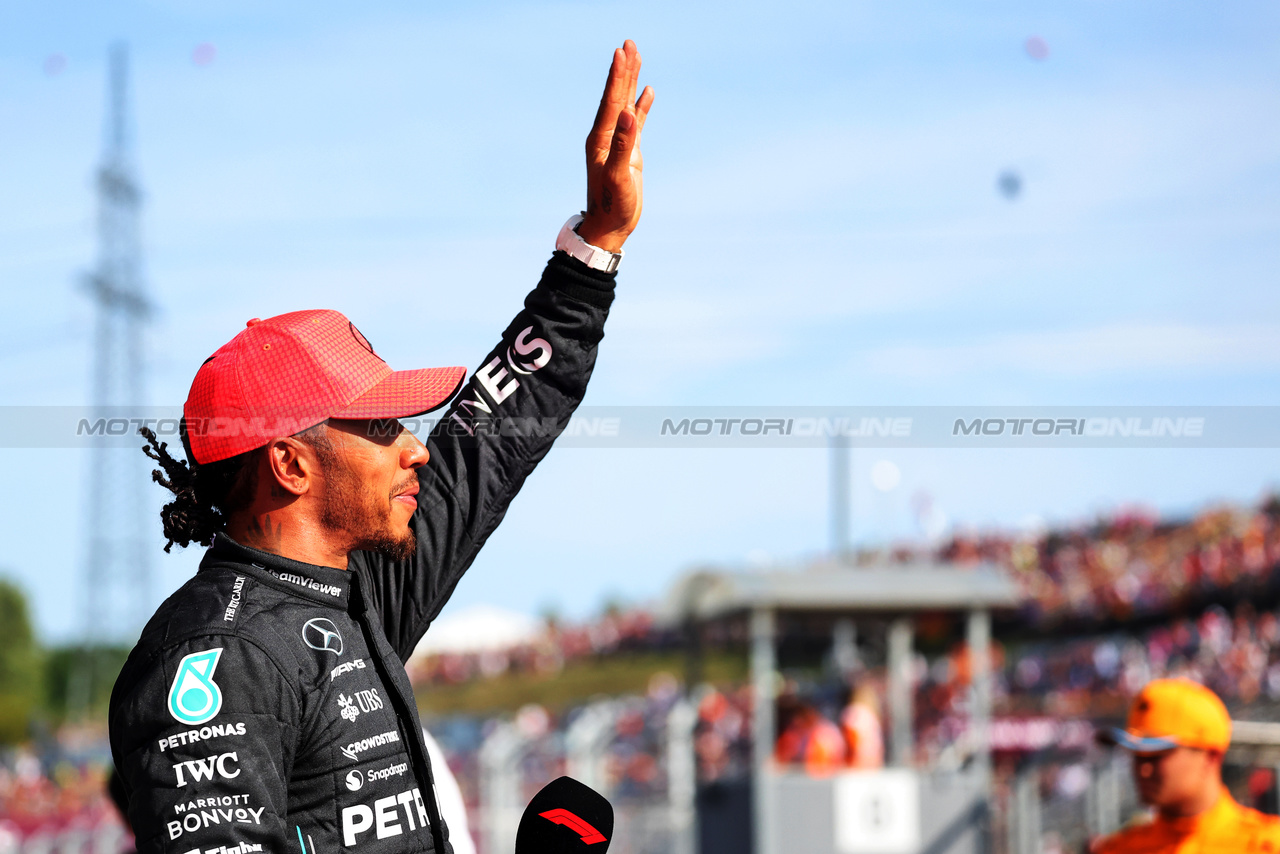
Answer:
43;53;66;76
912;491;950;541
997;170;1022;200
1024;36;1050;60
192;43;217;66
871;460;901;493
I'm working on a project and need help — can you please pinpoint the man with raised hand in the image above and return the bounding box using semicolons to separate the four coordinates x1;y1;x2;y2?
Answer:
1093;678;1280;853
110;42;652;854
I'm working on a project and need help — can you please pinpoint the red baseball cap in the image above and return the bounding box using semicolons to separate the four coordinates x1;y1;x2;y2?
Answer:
183;310;466;465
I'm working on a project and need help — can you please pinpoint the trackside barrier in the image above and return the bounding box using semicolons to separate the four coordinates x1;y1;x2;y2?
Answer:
566;702;617;793
1004;754;1138;854
754;767;988;854
478;722;525;854
477;699;697;854
666;700;698;854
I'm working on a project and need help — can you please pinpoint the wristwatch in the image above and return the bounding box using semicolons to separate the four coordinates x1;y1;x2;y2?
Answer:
556;214;623;273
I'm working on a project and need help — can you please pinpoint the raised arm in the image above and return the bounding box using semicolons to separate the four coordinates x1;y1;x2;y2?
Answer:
352;41;654;659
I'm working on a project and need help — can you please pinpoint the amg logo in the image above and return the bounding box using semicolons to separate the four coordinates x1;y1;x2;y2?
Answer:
331;659;367;681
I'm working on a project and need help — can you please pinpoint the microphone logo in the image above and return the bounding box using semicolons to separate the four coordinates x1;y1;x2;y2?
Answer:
538;809;607;845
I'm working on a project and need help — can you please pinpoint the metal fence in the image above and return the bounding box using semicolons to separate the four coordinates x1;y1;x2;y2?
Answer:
1001;753;1139;854
477;698;697;854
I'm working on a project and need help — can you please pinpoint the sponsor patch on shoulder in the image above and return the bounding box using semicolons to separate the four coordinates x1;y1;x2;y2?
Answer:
159;721;246;752
224;576;246;623
271;571;342;598
341;729;400;762
331;659;366;682
302;618;344;655
168;649;224;725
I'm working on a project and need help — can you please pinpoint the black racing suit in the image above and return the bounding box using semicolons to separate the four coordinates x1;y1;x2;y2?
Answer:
109;253;616;854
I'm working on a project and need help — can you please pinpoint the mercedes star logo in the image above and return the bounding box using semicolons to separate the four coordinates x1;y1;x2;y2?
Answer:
302;618;344;655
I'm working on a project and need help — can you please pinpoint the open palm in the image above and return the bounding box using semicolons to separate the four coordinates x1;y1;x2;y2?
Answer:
577;40;655;254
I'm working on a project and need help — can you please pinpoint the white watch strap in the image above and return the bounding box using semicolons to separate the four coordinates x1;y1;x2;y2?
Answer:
555;214;623;273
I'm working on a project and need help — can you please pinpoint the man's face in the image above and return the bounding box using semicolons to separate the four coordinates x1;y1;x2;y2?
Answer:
1131;745;1220;812
312;419;427;561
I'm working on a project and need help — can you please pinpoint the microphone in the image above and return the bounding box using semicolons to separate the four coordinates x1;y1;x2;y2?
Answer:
514;776;614;853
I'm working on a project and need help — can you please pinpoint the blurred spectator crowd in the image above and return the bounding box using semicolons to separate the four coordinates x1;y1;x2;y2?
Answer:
1007;602;1280;707
945;498;1280;629
911;499;1280;763
408;609;670;686
0;738;126;854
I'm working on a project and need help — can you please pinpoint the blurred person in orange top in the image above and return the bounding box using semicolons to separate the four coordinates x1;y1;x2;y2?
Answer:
1092;678;1280;853
775;696;847;776
840;684;884;769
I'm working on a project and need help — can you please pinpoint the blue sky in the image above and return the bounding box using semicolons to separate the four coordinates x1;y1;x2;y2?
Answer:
2;0;1279;642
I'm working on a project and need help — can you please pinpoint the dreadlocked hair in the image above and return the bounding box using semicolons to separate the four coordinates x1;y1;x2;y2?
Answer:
140;421;334;553
140;424;259;552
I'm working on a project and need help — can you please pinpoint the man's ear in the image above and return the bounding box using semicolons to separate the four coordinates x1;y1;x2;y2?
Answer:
265;436;316;497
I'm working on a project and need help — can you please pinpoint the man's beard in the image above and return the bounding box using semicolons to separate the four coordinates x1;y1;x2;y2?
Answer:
318;456;417;562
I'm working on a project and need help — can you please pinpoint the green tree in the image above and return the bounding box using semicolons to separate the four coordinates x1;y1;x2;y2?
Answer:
44;644;131;722
0;578;42;744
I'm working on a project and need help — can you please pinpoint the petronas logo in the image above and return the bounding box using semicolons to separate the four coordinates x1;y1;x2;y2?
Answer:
167;648;224;725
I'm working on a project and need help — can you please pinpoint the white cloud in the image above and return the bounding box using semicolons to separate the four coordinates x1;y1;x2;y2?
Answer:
599;293;790;394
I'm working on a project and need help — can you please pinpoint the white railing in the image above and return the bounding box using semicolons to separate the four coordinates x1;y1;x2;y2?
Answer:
476;697;698;854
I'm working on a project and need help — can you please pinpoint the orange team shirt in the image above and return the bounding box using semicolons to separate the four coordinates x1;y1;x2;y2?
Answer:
1092;790;1280;854
840;703;884;769
775;718;848;776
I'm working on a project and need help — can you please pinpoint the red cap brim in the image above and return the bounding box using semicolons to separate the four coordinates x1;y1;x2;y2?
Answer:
331;366;467;420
